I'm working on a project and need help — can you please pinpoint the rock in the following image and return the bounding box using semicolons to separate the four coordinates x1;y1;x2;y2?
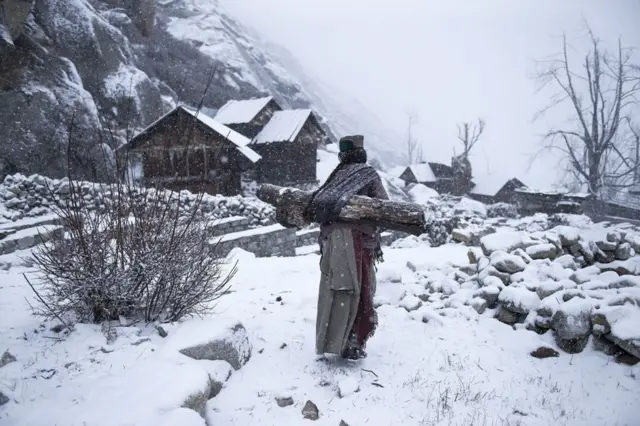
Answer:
615;242;632;261
170;321;251;371
400;295;423;312
276;396;294;407
468;297;487;314
592;335;620;355
452;228;473;244
496;306;521;325
534;315;552;330
0;390;9;406
490;252;526;274
473;285;501;309
498;286;541;315
591;305;640;358
480;231;529;256
155;325;168;338
478;266;510;286
552;298;593;353
596;239;617;252
609;275;640;289
554;254;578;271
302;400;320;420
338;377;360;398
606;231;621;243
467;248;480;264
526;243;557;260
615;352;640;366
340;421;350;426
594;250;615;264
536;281;564;299
554;226;580;247
510;248;532;264
530;346;559;359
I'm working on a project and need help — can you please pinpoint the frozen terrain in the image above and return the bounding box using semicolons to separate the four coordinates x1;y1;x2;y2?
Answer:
1;212;639;425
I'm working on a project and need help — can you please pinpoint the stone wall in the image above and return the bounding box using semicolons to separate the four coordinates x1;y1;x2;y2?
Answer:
211;224;297;258
208;216;251;237
296;228;319;247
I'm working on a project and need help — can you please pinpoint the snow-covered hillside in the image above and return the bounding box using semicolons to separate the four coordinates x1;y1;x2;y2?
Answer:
0;0;400;179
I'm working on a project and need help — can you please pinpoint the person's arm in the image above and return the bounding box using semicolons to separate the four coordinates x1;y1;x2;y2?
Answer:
368;176;389;200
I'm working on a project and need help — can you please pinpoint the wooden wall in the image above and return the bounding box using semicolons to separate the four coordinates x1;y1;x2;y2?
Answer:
251;119;319;185
129;109;246;196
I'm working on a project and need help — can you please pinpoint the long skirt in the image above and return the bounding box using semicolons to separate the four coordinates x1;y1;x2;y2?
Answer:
315;228;378;355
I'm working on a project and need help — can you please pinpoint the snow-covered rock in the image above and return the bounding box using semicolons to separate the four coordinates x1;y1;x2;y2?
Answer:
498;286;541;315
552;298;594;353
490;251;527;274
165;321;252;370
592;305;640;358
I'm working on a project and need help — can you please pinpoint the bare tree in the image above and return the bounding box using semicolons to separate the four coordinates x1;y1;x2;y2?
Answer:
405;111;423;164
534;27;640;196
455;118;485;161
450;118;485;195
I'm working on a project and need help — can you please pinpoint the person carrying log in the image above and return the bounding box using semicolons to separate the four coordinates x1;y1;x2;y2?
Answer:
303;135;389;360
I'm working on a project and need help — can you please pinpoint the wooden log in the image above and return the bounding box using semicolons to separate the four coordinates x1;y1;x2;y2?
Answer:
256;183;428;236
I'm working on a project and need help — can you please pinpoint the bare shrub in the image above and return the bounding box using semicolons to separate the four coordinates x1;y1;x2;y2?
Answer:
27;71;237;325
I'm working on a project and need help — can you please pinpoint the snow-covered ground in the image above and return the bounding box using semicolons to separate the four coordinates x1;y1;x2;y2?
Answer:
1;228;638;425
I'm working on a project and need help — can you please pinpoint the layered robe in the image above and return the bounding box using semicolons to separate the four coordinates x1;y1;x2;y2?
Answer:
305;162;388;355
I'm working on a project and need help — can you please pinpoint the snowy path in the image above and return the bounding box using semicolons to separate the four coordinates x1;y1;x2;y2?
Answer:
206;247;639;426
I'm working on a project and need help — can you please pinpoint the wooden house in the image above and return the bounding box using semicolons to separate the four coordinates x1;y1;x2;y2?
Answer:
119;106;261;196
214;96;283;139
248;109;326;186
469;176;527;204
398;162;456;193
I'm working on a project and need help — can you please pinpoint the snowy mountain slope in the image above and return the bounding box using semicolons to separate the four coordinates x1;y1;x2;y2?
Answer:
1;0;401;180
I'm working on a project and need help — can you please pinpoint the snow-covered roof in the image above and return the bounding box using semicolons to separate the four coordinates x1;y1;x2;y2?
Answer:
214;96;273;125
125;106;261;163
406;163;437;183
252;109;312;144
181;107;261;163
471;175;523;197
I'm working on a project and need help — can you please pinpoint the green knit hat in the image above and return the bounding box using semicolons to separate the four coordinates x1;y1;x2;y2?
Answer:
339;135;364;152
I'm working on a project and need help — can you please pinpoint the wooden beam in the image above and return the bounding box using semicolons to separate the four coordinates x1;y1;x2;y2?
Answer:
257;184;428;236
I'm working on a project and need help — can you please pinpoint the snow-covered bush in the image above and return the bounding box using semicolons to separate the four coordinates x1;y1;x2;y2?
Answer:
27;177;236;325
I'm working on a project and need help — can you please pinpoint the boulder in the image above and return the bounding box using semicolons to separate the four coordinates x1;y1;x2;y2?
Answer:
552;298;593;353
473;285;501;309
553;226;580;247
554;254;578;271
526;243;558;260
591;305;640;358
595;239;617;252
478;266;510;286
0;350;16;368
498;286;541;315
496;306;521;325
510;248;532;264
490;251;526;274
452;228;473;244
166;321;251;371
468;297;487;314
615;242;632;261
302;400;320;420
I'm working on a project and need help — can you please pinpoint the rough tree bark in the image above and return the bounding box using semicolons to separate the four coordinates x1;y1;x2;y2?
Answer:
257;184;429;235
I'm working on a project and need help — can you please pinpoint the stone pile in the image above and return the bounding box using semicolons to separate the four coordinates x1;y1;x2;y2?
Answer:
0;173;275;227
468;224;640;360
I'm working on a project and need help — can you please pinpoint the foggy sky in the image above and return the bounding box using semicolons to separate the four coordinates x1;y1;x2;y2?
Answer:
220;0;640;189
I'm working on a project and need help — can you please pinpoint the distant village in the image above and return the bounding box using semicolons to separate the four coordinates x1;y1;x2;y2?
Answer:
118;95;544;209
